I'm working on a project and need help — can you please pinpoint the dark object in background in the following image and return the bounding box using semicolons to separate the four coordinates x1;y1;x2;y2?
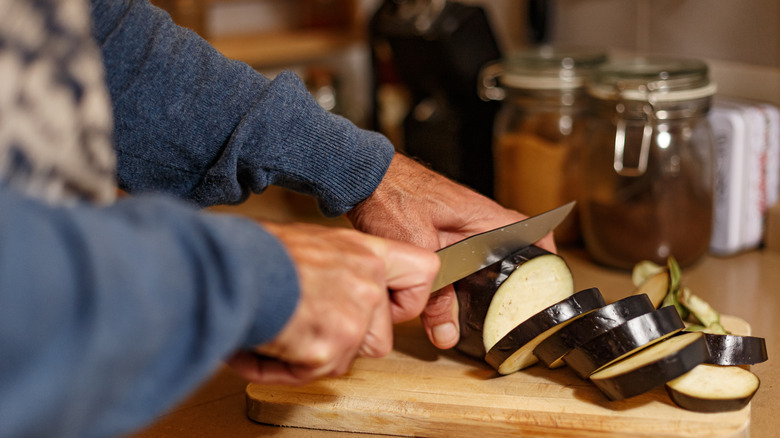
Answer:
527;0;550;44
370;0;501;197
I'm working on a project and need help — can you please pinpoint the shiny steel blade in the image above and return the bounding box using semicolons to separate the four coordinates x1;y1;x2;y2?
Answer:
431;201;575;292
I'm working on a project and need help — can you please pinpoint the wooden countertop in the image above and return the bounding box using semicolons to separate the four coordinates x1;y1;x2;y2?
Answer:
128;190;779;437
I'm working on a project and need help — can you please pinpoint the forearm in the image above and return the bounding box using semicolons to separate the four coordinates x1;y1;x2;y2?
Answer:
0;188;298;438
90;0;394;216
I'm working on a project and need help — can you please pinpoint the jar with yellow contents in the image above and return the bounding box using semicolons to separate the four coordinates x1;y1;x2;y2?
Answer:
479;47;607;245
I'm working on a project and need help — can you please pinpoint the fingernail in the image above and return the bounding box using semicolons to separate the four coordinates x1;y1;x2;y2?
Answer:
432;322;458;346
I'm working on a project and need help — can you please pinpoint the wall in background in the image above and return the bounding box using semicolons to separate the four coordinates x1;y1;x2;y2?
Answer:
548;0;780;106
202;1;780;117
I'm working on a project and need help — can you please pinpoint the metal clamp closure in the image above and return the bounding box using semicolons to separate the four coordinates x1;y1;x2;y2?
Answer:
478;62;506;102
613;102;654;177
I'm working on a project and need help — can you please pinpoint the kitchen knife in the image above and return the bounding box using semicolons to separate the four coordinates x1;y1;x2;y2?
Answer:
431;201;575;292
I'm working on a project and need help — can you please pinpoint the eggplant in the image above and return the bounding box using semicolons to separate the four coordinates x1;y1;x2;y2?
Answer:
631;259;666;288
533;294;655;368
632;271;669;309
589;332;709;401
563;306;685;378
484;288;606;374
678;287;727;334
454;245;573;359
630;258;730;332
666;364;760;412
700;333;768;366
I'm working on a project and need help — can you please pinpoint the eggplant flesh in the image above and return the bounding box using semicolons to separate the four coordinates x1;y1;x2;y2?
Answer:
454;246;573;359
533;294;655;368
701;333;768;366
564;306;685;378
482;253;574;352
589;332;709;401
666;364;760;412
485;288;606;374
633;271;669;309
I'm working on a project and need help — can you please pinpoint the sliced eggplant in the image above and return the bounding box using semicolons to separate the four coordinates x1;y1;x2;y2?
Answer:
661;288;690;323
701;333;768;366
563;306;685;379
484;288;606;374
533;294;655;368
632;271;669;309
590;332;709;401
454;246;573;359
678;287;727;334
631;260;665;288
667;256;682;295
666;364;760;412
655;257;689;321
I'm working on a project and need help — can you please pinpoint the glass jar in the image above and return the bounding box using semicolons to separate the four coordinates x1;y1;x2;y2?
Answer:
479;47;607;245
580;57;717;269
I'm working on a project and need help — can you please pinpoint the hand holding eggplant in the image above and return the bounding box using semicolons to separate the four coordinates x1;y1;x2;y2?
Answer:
347;153;557;349
228;222;439;386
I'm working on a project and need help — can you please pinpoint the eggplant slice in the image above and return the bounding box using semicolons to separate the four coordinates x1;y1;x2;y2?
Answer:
454;246;573;359
590;332;710;401
564;306;685;378
700;333;768;366
533;294;655;368
633;271;669;309
485;288;606;374
666;364;760;412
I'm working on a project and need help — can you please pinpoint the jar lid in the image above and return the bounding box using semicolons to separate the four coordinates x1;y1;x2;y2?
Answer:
481;46;607;96
587;57;717;102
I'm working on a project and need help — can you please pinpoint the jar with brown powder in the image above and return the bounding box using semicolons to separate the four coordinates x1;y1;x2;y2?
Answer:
479;47;607;245
580;57;717;269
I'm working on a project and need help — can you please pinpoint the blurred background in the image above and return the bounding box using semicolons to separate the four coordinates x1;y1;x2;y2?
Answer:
151;0;780;266
150;0;780;114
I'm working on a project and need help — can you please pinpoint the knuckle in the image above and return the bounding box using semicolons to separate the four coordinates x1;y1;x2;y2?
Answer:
361;256;387;283
308;341;338;368
423;289;456;318
351;278;386;307
340;317;368;344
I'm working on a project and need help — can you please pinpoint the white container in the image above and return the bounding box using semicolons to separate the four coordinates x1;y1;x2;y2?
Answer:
709;97;780;255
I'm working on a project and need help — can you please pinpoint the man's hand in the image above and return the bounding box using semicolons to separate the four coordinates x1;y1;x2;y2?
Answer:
228;222;439;386
346;153;556;350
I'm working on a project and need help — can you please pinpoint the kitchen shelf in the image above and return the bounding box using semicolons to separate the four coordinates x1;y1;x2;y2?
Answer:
210;27;364;68
152;0;364;68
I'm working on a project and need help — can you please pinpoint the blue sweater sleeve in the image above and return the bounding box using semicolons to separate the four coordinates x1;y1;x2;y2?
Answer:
90;0;395;217
0;187;298;438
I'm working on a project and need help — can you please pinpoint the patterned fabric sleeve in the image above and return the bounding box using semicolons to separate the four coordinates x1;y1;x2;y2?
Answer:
0;0;116;204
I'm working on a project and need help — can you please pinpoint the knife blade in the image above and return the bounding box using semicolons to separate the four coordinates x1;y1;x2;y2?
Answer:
431;201;575;292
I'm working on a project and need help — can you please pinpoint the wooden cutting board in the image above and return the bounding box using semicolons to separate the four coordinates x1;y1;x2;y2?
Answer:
246;315;751;437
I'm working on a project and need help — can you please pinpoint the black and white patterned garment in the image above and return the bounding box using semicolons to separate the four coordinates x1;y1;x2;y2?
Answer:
0;0;116;205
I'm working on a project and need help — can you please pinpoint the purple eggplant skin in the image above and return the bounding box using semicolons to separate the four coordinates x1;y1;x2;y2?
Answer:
701;333;768;366
563;306;685;379
454;245;556;359
591;333;710;401
666;383;758;413
484;288;606;370
534;293;655;368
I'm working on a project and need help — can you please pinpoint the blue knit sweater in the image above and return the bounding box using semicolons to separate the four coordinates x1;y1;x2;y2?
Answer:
0;1;394;437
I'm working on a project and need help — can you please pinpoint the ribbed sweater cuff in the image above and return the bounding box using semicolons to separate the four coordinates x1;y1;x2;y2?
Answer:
243;71;395;217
